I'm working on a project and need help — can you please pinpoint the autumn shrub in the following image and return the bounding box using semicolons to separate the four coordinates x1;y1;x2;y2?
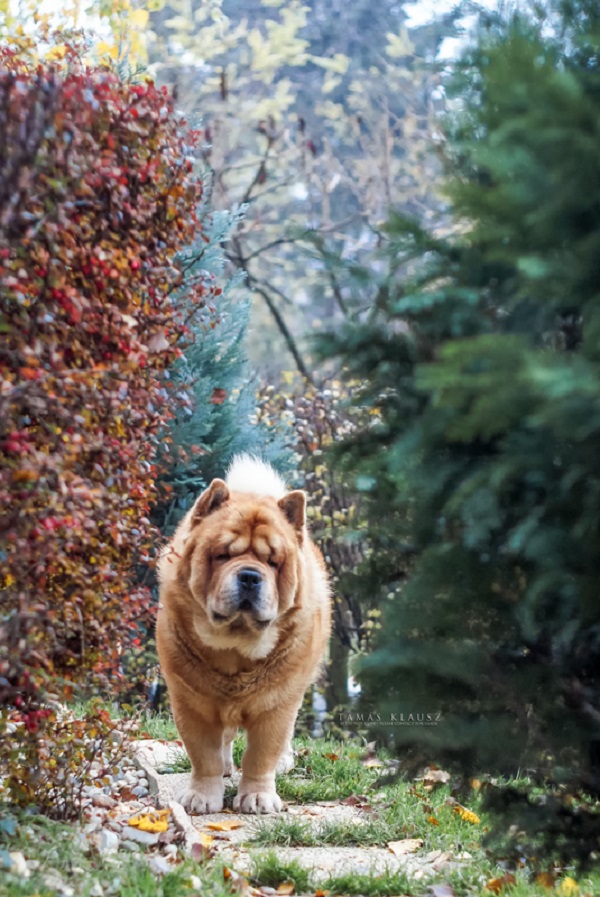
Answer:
0;702;131;820
0;33;220;774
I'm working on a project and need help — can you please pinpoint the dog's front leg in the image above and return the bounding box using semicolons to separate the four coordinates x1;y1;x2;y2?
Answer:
234;704;299;814
171;694;225;814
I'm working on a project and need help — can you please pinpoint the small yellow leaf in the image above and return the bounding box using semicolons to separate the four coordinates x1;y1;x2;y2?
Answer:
453;804;480;824
276;884;295;895
199;832;214;847
205;819;244;831
128;808;170;833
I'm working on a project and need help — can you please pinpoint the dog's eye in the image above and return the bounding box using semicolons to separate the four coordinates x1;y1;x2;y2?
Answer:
268;558;279;569
215;553;229;562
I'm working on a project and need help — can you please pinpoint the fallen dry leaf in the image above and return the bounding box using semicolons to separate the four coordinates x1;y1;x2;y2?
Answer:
445;798;480;824
276;884;295;895
454;805;480;825
205;819;244;831
485;874;516;893
420;767;451;790
127;808;171;833
535;871;555;888
223;866;251;893
427;815;439;826
362;758;384;768
322;752;340;761
430;885;456;897
191;839;215;862
387;838;423;856
341;794;366;806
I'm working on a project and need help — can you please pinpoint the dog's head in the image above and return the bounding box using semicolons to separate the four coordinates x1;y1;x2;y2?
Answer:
179;479;306;659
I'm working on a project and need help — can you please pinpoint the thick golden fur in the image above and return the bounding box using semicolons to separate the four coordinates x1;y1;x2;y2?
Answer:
156;456;331;814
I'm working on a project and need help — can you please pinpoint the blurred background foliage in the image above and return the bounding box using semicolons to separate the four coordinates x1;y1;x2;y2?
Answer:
315;0;600;867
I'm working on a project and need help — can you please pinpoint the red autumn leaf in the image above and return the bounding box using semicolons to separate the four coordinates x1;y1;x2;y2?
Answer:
210;387;227;405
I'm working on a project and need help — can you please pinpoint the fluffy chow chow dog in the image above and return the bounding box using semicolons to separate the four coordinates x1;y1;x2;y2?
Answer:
156;455;331;814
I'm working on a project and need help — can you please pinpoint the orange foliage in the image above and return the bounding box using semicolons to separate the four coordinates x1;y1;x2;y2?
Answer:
0;38;218;713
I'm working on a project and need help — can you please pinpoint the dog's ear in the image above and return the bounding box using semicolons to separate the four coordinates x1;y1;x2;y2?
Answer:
191;479;229;526
278;490;306;534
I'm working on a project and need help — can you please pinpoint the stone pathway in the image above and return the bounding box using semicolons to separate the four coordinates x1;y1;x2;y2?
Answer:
134;739;459;885
4;735;460;890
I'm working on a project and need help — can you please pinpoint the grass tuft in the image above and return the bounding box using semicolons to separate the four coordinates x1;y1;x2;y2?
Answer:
321;870;416;897
249;850;312;894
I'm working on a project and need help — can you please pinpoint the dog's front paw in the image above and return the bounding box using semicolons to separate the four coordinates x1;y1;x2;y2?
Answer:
179;778;224;814
233;789;282;814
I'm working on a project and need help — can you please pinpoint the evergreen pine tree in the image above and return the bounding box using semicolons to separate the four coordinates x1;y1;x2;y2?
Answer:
324;0;600;867
153;208;290;535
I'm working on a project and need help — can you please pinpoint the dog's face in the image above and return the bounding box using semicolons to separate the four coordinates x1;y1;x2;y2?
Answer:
180;480;306;659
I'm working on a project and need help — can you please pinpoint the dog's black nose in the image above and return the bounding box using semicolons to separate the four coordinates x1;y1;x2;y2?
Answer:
238;568;262;590
237;569;262;609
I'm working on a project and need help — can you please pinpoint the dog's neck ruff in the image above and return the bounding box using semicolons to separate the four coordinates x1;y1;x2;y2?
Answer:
172;618;298;699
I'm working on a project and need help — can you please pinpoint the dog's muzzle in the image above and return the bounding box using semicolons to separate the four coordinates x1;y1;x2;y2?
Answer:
236;568;263;611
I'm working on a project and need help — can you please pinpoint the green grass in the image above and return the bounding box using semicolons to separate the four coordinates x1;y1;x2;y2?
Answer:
248;851;312;894
320;870;416;896
275;735;386;802
136;711;179;741
0;811;235;897
252;778;491;852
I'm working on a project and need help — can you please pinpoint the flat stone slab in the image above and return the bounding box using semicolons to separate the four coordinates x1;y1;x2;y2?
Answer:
218;846;448;882
134;739;187;773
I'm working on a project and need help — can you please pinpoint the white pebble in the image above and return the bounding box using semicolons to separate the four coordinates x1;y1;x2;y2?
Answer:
95;830;120;854
131;786;149;798
122;840;142;852
8;852;30;878
148;855;173;875
121;826;160;846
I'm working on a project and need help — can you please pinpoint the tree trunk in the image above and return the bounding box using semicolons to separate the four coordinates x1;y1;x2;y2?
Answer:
326;635;349;711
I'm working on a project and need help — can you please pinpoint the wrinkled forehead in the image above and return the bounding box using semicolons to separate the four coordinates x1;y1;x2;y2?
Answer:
220;507;287;561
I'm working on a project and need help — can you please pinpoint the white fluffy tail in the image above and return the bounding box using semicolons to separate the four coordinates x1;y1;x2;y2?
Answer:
226;454;287;499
